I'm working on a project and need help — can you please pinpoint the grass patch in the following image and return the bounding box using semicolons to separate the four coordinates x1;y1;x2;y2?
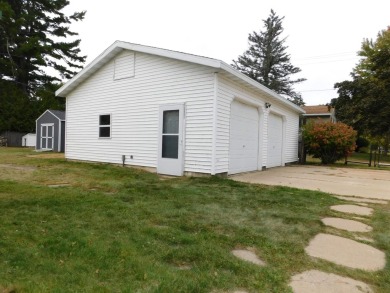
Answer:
0;148;389;292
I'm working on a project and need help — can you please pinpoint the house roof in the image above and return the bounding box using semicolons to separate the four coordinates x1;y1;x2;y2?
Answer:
302;105;332;116
56;41;305;114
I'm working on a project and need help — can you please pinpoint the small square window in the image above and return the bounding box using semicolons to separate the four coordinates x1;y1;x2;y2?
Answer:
99;114;111;138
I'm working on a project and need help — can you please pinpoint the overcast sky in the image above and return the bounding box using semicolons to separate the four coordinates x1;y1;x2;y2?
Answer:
65;0;390;105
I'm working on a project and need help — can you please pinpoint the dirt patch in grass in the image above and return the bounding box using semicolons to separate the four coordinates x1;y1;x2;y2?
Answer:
27;153;65;159
0;163;36;182
0;164;37;171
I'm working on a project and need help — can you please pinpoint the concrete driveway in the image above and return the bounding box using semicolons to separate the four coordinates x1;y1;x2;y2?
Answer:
231;165;390;200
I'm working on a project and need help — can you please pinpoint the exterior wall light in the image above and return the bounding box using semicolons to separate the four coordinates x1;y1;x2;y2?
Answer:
265;102;271;108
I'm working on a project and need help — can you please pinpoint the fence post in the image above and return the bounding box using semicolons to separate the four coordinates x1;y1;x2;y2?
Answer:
369;146;373;167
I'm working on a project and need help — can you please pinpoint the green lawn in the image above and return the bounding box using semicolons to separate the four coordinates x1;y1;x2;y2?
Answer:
351;151;390;163
0;148;389;292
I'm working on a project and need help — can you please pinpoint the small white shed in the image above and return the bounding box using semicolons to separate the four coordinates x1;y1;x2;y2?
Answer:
56;41;305;176
22;133;36;147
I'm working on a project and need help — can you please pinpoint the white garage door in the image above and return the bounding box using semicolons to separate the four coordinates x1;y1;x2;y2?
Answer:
229;100;259;174
267;113;283;168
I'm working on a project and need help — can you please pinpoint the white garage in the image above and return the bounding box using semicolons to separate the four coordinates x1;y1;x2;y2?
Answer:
267;113;284;168
229;100;259;174
56;41;304;176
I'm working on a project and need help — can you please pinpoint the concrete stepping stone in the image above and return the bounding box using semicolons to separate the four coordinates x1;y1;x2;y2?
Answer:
355;236;374;243
305;233;385;271
211;290;249;293
48;183;71;188
321;217;372;232
331;204;373;216
352;216;367;221
290;270;373;293
231;249;265;266
335;195;388;205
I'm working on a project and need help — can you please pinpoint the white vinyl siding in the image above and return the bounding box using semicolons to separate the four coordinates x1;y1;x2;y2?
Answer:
114;52;135;80
267;113;283;168
66;51;214;174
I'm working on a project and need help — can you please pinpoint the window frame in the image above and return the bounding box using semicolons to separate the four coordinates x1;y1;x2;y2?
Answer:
98;114;112;139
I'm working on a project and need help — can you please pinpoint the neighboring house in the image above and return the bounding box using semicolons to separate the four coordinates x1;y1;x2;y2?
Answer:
302;105;336;124
22;133;36;147
35;109;65;152
56;41;305;176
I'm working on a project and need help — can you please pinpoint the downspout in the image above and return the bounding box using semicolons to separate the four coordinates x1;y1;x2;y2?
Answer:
211;72;218;175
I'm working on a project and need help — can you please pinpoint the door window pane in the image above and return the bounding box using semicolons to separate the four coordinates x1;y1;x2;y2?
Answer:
42;127;46;136
163;110;179;134
47;138;53;149
162;135;179;159
48;126;53;137
42;139;47;149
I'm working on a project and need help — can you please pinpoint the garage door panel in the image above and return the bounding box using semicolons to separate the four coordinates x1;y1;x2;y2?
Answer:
229;101;259;174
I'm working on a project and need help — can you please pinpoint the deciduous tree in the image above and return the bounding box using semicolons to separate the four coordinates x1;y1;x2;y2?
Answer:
333;28;390;149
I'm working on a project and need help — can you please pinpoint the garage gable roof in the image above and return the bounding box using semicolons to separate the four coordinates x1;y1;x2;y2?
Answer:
56;41;305;114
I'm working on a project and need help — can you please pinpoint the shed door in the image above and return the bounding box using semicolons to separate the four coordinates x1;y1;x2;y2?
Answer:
267;113;283;168
41;124;54;150
229;100;259;174
157;104;184;176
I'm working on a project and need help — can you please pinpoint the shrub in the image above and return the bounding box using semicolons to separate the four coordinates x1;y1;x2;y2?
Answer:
358;147;370;154
303;122;357;164
356;136;370;152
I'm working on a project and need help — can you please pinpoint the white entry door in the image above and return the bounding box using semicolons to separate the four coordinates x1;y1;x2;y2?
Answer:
157;104;184;176
41;124;54;150
229;100;259;174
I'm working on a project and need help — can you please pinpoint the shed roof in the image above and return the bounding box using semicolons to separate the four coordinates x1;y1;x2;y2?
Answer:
36;109;66;122
49;110;66;120
56;41;305;114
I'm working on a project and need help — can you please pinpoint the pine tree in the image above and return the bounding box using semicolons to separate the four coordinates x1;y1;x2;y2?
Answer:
0;0;84;133
232;10;306;106
0;0;86;95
